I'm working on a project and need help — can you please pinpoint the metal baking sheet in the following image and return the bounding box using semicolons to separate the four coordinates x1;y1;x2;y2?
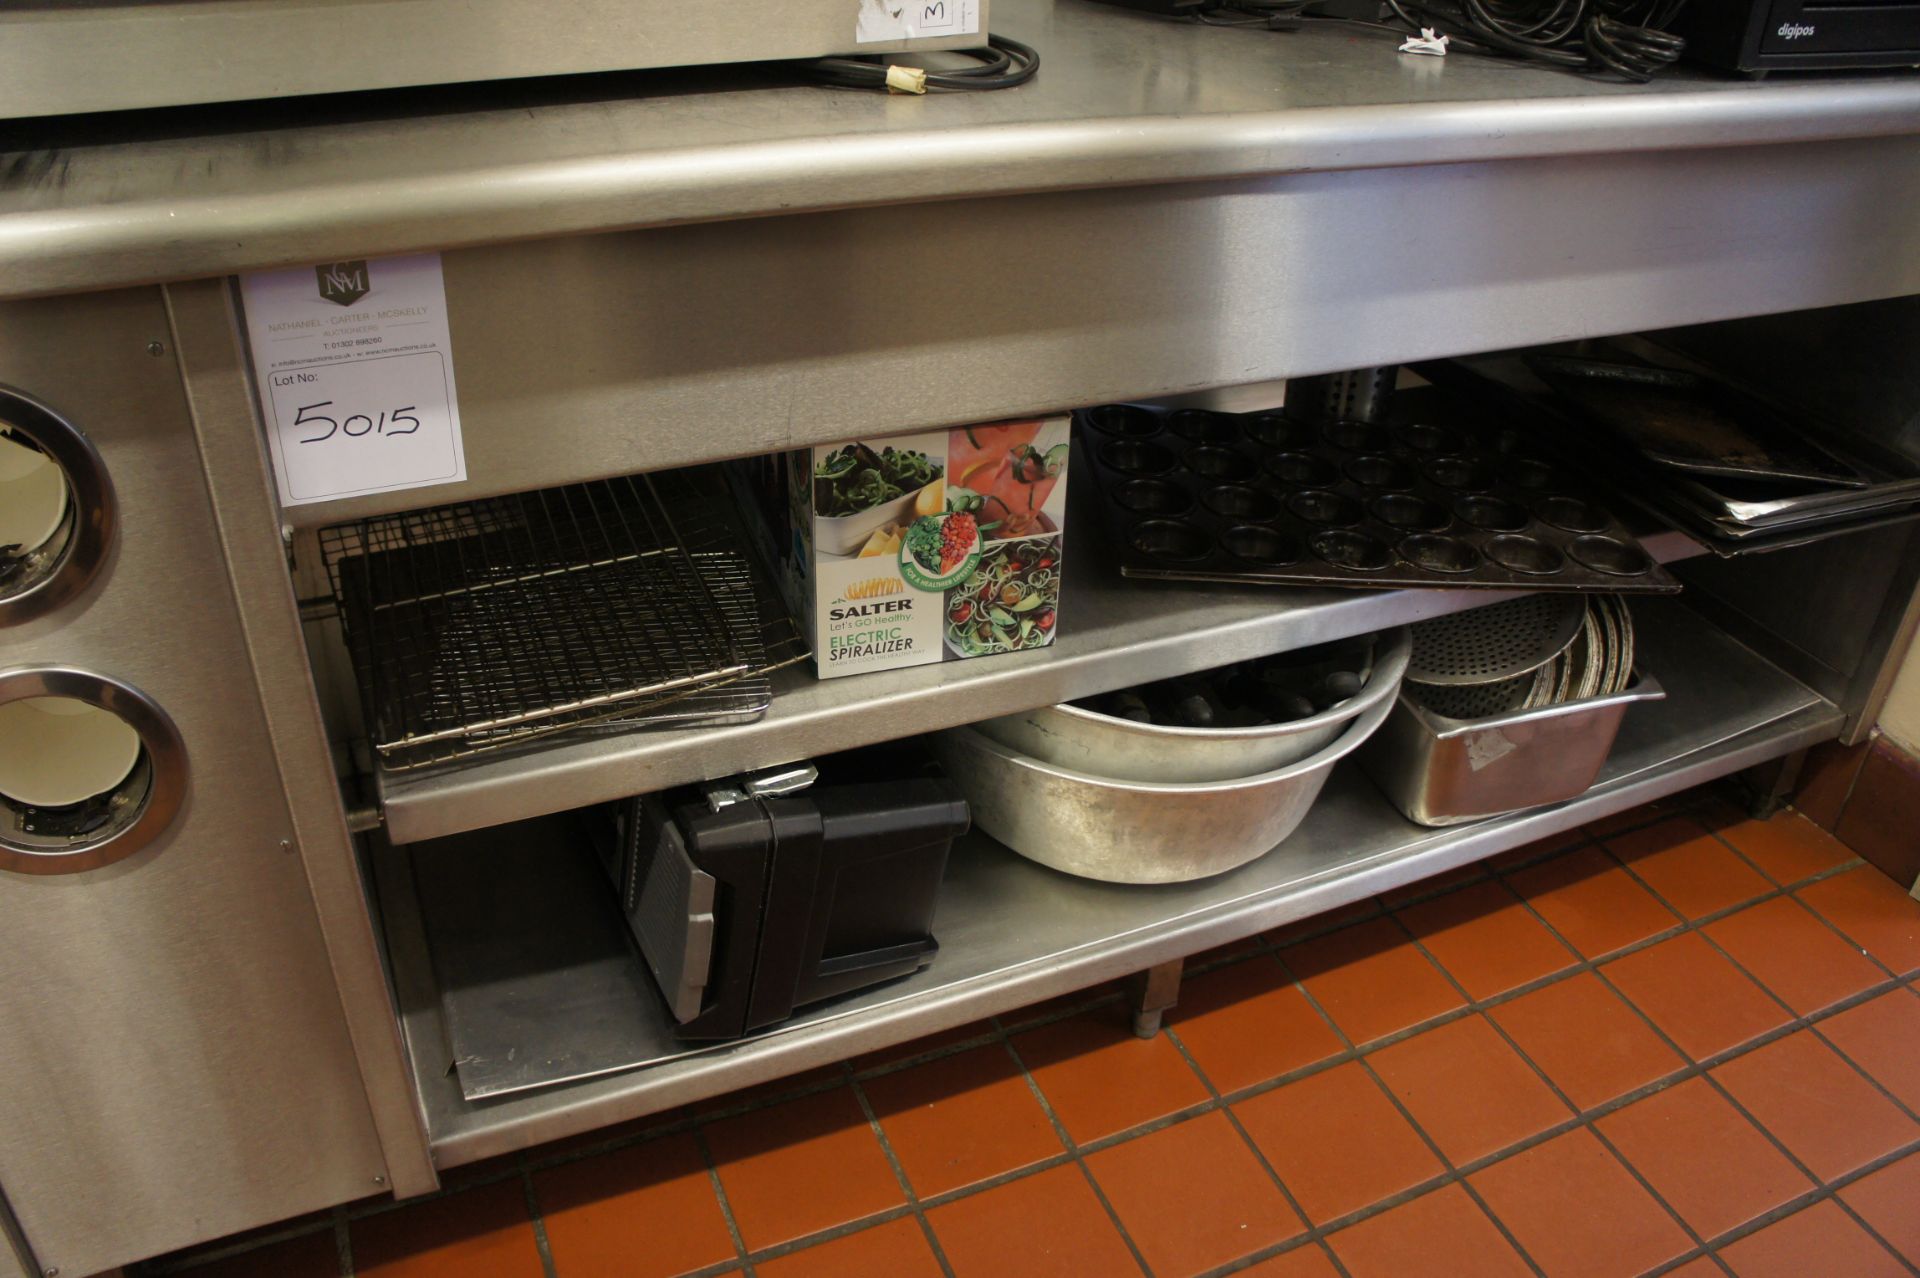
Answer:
1079;390;1682;593
1431;356;1920;531
1422;357;1920;555
1526;355;1868;489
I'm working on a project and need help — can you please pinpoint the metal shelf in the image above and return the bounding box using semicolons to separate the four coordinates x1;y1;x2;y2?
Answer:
376;520;1704;843
380;597;1835;1168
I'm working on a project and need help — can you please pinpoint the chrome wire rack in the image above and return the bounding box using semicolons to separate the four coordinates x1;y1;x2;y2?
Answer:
320;470;805;772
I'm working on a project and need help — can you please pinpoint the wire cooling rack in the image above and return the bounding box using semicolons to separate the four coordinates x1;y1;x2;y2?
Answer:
320;471;805;772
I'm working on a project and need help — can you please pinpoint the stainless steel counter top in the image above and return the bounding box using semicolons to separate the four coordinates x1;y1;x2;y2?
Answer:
3;0;1918;298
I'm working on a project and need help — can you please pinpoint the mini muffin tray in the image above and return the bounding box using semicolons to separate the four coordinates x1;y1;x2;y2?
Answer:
1077;397;1681;593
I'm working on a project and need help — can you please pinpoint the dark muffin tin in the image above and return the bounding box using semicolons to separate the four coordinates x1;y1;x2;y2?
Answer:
1078;393;1681;593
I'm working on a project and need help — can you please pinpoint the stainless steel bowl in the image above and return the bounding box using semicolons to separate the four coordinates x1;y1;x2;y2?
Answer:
929;683;1398;884
972;627;1409;783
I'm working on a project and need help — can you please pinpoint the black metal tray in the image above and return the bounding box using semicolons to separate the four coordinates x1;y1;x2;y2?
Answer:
1422;355;1920;555
1078;391;1682;593
1526;355;1868;489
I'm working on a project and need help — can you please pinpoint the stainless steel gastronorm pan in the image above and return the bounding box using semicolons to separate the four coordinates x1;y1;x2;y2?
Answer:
1360;671;1665;827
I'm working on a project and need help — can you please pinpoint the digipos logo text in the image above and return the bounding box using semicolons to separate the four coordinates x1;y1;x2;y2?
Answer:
1776;21;1815;39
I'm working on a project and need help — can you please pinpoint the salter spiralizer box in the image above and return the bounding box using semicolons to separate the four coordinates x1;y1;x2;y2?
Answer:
728;416;1071;679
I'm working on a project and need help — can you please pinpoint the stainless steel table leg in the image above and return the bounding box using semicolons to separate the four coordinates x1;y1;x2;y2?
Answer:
1128;958;1184;1038
1742;747;1808;820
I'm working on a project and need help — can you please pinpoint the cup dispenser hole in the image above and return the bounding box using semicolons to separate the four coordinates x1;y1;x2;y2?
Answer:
0;671;185;874
0;388;115;625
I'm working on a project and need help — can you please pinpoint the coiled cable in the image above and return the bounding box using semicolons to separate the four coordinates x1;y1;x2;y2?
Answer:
1385;0;1687;79
804;33;1041;91
1157;0;1686;81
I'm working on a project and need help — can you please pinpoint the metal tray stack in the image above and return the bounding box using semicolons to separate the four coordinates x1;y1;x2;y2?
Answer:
320;469;805;773
1429;354;1920;554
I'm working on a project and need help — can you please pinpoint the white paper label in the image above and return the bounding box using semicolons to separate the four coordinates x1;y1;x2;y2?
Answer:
856;0;979;43
241;254;467;507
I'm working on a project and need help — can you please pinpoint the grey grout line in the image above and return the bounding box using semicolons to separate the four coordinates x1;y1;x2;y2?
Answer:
1466;934;1720;1261
913;1153;1078;1208
1491;852;1760;1265
1642;1251;1733;1277
996;1035;1158;1278
1269;821;1917;1272
663;1261;745;1278
1159;1024;1355;1278
1190;1237;1351;1278
1305;970;1559;1266
1338;888;1620;1269
1529;857;1920;1266
1833;1201;1920;1278
1781;881;1912;985
907;1204;955;1275
1672;928;1920;1278
1578;850;1920;1271
846;1078;959;1278
1072;1098;1220;1157
1805;1000;1920;1127
737;1205;920;1266
1828;1158;1920;1278
1276;947;1551;1278
1685;1135;1920;1258
1679;799;1907;988
519;1170;560;1278
694;1128;758;1278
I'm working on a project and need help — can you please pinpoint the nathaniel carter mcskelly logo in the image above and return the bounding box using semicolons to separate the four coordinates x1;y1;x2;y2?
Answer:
316;261;370;306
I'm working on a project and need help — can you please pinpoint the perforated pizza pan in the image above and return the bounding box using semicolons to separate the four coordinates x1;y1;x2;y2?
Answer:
1406;594;1587;687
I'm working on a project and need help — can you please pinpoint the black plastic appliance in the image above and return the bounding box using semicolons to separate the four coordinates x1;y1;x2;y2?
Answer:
1675;0;1920;71
594;746;968;1040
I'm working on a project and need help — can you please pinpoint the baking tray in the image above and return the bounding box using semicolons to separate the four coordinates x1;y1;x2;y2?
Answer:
1526;355;1868;489
1076;394;1681;593
1425;356;1920;550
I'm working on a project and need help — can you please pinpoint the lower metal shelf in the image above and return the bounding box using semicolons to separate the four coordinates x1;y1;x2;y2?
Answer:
378;597;1838;1170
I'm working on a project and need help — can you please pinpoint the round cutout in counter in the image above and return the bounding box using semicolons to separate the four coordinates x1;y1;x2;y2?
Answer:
0;697;142;808
0;431;69;553
0;670;186;875
0;389;116;627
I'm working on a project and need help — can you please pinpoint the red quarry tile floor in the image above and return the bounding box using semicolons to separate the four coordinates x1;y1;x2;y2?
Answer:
138;789;1920;1278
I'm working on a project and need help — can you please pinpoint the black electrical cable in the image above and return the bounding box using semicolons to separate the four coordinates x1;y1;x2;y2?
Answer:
1376;0;1688;79
1197;0;1313;27
803;33;1041;91
1146;0;1687;81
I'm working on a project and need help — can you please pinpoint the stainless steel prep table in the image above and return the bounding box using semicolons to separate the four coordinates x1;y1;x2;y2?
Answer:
7;4;1920;529
2;4;1919;1272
